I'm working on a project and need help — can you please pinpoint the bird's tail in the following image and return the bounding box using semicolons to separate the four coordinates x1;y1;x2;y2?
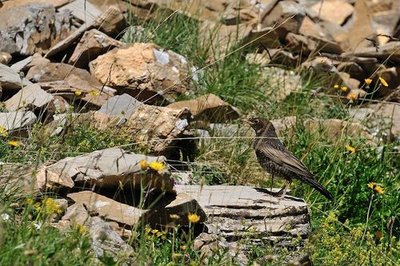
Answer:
301;176;333;200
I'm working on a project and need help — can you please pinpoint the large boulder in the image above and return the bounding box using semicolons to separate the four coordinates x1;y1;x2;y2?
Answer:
89;43;194;104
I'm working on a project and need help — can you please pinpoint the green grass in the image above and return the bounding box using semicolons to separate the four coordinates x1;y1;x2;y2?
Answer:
0;8;399;266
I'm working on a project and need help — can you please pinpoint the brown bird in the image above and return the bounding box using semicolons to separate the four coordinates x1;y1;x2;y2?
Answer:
248;117;333;200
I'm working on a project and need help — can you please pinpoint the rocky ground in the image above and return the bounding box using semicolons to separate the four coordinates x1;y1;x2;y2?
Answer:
0;0;399;265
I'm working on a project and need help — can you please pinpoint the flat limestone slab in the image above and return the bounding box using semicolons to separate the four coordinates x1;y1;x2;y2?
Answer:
36;148;174;192
175;185;310;244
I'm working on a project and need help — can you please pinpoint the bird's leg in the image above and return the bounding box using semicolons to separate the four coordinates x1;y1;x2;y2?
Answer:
262;181;287;197
270;174;274;191
277;180;292;199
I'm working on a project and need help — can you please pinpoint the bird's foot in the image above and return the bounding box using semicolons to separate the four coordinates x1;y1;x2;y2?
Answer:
259;187;286;197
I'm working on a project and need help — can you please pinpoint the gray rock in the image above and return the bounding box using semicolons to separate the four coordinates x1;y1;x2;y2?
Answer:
26;62;115;107
175;185;310;245
67;191;147;227
10;53;50;73
88;217;133;258
89;43;193;104
0;64;31;90
91;103;192;155
0;3;72;56
0;111;37;132
260;67;302;102
62;203;90;225
166;94;241;123
68;29;124;68
98;94;141;119
35;148;174;192
5;84;54;111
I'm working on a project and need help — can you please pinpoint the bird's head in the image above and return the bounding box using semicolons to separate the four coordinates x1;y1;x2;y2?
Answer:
247;117;277;137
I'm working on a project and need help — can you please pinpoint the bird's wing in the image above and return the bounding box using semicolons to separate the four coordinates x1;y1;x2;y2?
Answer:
257;144;314;178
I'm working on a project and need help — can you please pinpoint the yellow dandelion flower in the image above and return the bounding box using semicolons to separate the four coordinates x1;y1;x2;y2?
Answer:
139;160;148;170
7;140;21;147
0;126;8;137
347;92;357;101
368;182;376;189
345;145;356;154
379;77;388;87
341;86;348;92
148;161;165;171
333;84;340;89
188;213;200;224
374;185;384;195
368;182;384;194
180;245;187;251
169;214;180;220
74;89;83;96
364;78;372;85
89;89;100;96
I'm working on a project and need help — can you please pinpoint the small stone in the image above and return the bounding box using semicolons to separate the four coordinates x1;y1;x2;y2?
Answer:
0;52;12;65
167;94;240;123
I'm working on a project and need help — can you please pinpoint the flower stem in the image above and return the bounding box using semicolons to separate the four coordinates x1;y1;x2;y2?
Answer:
361;193;374;245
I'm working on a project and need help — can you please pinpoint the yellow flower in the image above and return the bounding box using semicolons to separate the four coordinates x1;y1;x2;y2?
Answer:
180;245;187;251
139;160;148;170
187;213;200;224
346;92;357;101
34;202;41;212
89;89;100;96
156;231;166;238
26;198;35;206
74;89;83;96
340;86;348;92
345;145;356;154
145;226;152;234
7;140;21;147
0;126;8;137
42;198;62;215
76;224;87;234
379;77;388;87
148;161;165;171
364;78;372;85
333;84;340;89
169;214;180;220
374;186;384;195
368;182;384;195
367;182;376;189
